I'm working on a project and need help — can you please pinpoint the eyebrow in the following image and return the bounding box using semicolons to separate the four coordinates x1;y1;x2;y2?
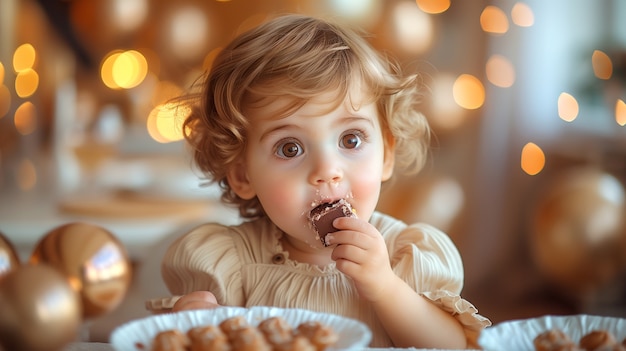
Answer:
258;124;300;143
258;115;375;143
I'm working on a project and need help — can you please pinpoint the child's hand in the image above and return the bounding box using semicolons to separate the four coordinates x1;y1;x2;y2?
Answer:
326;217;399;302
172;291;221;312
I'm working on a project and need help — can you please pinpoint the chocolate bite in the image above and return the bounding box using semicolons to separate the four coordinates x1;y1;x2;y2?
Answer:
309;199;355;246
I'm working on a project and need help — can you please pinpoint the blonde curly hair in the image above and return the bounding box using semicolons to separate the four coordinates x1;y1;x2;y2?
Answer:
182;14;430;219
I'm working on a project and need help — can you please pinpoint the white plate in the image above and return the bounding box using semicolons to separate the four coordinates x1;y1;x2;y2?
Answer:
478;314;626;351
110;306;372;351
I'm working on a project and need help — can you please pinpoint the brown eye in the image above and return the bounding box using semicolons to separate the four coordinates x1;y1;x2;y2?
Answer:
277;141;303;158
340;133;361;149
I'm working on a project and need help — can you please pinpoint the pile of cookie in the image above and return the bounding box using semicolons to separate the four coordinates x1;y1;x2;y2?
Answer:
534;329;626;351
149;315;338;351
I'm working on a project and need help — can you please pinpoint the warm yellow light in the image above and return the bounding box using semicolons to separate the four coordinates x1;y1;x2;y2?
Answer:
416;0;450;14
168;6;210;61
328;0;382;24
616;99;626;126
15;68;39;98
14;102;37;135
391;1;434;55
0;85;10;118
0;62;5;83
111;0;148;32
557;92;579;122
486;54;516;88
591;50;613;80
521;142;545;176
13;43;36;72
101;51;123;89
429;73;465;130
147;103;189;143
17;158;37;191
111;50;148;89
511;2;534;27
453;74;485;110
101;50;148;90
480;6;509;34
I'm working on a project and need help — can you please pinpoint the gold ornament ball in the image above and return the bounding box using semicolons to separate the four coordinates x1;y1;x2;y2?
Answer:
0;264;82;351
30;222;132;319
530;168;626;295
0;232;20;278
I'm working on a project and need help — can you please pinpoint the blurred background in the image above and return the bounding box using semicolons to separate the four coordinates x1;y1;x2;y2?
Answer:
1;0;625;343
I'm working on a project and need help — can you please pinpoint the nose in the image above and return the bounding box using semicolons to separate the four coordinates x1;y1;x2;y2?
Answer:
308;151;344;185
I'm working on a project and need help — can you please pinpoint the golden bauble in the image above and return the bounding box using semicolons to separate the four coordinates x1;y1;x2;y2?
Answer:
0;232;20;278
0;264;82;351
30;222;132;319
530;168;626;295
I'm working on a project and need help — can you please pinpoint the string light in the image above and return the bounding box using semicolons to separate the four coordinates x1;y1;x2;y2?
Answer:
453;74;485;110
557;92;579;122
521;142;545;176
616;99;626;126
591;50;613;80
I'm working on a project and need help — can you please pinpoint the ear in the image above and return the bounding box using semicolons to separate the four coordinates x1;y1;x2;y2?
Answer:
226;162;256;200
381;132;396;181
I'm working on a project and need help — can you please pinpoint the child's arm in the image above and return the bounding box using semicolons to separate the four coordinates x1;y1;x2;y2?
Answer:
328;217;468;349
370;276;467;348
172;290;221;312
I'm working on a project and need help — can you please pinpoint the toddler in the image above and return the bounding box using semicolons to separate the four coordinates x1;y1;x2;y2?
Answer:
156;14;490;348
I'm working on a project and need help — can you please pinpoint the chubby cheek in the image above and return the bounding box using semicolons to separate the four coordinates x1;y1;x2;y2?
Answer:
254;176;308;221
349;161;384;220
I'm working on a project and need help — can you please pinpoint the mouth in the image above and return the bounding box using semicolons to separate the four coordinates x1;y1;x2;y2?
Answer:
309;199;356;246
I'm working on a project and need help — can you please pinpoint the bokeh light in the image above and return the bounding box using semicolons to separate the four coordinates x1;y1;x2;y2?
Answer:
480;5;509;34
521;142;545;175
15;68;39;98
415;0;451;14
167;6;210;61
13;43;36;72
16;158;37;191
420;177;464;229
110;0;148;32
486;54;516;88
591;50;613;80
390;1;434;55
101;51;123;89
511;2;534;27
452;74;485;110
429;73;465;130
14;102;38;135
0;85;10;118
147;102;189;143
0;61;7;117
111;50;148;89
101;50;148;89
328;0;382;24
557;92;579;122
616;99;626;126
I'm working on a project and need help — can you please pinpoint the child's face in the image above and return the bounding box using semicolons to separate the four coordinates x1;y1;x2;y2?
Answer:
229;89;394;250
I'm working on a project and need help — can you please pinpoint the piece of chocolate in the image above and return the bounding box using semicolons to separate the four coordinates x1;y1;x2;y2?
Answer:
310;199;355;246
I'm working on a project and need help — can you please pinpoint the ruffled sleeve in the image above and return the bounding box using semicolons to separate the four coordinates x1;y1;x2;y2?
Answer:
161;223;245;307
376;215;492;344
